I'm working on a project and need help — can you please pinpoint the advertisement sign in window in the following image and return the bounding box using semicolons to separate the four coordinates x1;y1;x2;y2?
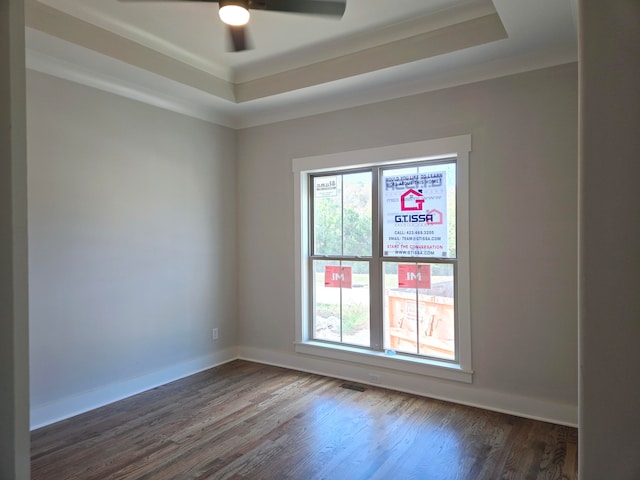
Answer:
324;265;352;288
383;172;449;257
397;264;431;289
314;176;338;198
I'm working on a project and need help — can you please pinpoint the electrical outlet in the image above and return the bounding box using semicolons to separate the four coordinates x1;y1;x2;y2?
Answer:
212;328;219;340
368;373;381;384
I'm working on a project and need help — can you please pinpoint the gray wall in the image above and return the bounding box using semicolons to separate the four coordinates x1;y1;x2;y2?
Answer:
0;0;30;477
25;61;580;434
237;64;579;419
580;0;640;477
13;2;640;471
27;71;237;425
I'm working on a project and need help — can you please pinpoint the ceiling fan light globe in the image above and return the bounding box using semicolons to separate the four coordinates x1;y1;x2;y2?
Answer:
219;5;250;26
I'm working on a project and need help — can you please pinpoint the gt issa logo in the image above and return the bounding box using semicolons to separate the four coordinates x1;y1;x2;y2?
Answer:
397;189;444;224
400;189;425;211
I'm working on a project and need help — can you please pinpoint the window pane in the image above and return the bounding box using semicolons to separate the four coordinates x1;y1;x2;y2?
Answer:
313;259;370;347
313;175;343;256
383;262;455;360
312;172;371;256
342;172;372;256
381;162;456;258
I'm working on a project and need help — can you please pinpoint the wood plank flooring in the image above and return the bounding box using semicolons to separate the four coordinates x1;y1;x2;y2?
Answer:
31;360;578;480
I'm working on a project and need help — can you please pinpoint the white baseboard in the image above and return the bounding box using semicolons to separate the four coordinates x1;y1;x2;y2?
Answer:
30;348;238;430
31;345;578;430
237;345;578;427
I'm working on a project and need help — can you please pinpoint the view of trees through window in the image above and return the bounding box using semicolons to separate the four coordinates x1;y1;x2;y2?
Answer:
313;172;372;258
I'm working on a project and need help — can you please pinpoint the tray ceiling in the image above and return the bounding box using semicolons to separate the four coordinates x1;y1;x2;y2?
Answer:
24;0;578;127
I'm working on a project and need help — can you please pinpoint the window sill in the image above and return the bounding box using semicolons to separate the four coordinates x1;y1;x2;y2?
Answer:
294;341;473;384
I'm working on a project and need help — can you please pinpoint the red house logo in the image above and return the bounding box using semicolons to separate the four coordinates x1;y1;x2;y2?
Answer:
426;209;444;225
400;189;425;211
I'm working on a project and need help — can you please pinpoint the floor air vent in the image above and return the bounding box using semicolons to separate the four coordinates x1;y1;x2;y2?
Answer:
340;383;367;392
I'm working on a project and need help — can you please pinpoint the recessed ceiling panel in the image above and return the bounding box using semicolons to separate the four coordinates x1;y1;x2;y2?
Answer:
25;0;577;127
31;0;486;79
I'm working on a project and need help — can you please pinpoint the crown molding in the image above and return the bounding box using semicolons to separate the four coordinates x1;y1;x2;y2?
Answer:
26;0;508;104
26;25;577;130
24;0;578;129
235;12;506;102
25;29;239;128
25;0;235;101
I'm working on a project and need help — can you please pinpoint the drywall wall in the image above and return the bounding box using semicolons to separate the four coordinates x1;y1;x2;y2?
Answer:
27;70;237;428
0;0;30;477
237;63;579;424
579;0;640;477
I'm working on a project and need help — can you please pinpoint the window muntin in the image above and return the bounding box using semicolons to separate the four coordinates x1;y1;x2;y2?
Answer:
309;159;458;362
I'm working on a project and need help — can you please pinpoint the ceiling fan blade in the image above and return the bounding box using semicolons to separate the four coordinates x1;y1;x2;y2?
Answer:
117;0;345;16
259;0;345;17
228;25;251;52
118;0;221;2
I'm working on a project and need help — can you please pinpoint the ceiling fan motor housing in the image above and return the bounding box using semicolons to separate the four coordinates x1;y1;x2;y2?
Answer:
218;0;251;8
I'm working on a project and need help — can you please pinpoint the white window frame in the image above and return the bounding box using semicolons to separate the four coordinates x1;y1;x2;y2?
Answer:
293;135;473;383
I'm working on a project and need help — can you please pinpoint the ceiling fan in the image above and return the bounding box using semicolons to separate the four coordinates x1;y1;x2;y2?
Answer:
119;0;347;52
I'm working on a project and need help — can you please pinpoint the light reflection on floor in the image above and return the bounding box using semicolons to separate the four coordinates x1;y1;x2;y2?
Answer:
292;386;464;479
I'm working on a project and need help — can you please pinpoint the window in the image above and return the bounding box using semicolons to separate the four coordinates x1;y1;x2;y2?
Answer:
293;136;472;383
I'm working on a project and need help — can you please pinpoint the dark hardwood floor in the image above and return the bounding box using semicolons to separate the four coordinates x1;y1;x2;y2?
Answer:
31;360;578;480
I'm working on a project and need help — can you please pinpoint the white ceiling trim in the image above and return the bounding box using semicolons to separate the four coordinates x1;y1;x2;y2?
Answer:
31;0;490;80
25;0;236;101
235;12;506;102
26;27;577;130
232;0;499;82
232;49;578;129
26;0;509;104
24;0;578;129
26;47;237;127
25;28;240;127
35;0;232;80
